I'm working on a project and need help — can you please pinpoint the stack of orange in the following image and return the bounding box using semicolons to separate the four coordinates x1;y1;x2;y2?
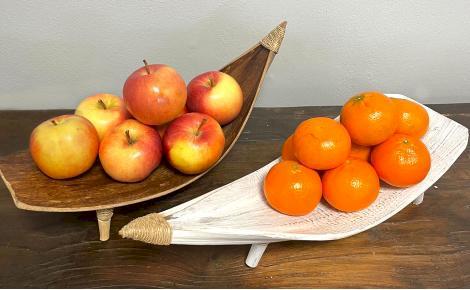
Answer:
264;92;431;216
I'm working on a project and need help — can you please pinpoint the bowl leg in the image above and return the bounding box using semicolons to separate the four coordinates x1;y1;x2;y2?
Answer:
413;193;424;205
246;243;269;268
96;208;114;241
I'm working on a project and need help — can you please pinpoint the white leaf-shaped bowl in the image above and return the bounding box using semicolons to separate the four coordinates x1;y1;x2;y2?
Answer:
120;94;468;267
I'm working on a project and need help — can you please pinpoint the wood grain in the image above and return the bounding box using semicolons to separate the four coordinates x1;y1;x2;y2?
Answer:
0;44;273;212
0;105;469;288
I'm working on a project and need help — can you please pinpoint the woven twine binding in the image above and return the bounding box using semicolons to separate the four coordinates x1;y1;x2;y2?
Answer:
119;213;172;245
260;21;287;53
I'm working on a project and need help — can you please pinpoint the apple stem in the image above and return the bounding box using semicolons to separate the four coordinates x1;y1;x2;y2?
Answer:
196;118;208;136
98;99;107;110
125;130;134;145
208;78;215;88
143;59;151;75
51;120;58;126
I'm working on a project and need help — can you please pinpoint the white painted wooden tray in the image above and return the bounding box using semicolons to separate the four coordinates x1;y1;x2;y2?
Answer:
120;94;468;268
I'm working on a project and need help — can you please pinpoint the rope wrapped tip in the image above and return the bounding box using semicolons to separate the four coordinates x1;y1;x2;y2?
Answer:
119;213;172;245
260;20;287;53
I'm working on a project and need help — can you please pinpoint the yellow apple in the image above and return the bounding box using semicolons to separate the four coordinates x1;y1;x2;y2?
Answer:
29;115;99;179
75;93;129;140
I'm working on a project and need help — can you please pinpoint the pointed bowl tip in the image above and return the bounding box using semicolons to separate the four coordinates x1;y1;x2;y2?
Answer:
260;21;287;53
118;221;133;239
118;213;173;245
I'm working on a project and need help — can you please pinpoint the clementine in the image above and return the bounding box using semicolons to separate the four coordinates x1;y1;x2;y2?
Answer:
264;160;322;216
293;117;351;170
322;159;380;212
349;143;371;161
281;135;296;161
392;98;429;138
340;91;398;146
371;134;431;187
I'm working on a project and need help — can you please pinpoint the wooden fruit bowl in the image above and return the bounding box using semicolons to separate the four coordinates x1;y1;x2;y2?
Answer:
0;22;287;241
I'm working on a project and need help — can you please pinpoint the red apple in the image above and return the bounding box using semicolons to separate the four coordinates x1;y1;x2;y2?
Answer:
29;115;99;179
187;71;243;125
163;112;225;174
99;119;162;182
75;93;129;140
123;60;187;125
155;106;188;138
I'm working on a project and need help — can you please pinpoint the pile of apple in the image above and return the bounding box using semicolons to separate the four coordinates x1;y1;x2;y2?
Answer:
29;61;244;182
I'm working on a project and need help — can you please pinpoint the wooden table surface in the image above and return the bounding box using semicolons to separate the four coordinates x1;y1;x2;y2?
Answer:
0;104;469;288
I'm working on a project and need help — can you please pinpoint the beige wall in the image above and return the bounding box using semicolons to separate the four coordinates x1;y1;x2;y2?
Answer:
1;0;469;109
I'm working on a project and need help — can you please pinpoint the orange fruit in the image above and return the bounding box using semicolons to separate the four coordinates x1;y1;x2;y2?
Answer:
349;143;371;161
322;159;380;212
392;98;429;138
264;160;322;216
281;135;296;161
293;117;351;170
371;134;431;187
340;91;398;146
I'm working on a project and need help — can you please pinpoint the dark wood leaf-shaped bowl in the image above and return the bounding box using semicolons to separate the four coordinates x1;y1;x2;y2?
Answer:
0;22;287;240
